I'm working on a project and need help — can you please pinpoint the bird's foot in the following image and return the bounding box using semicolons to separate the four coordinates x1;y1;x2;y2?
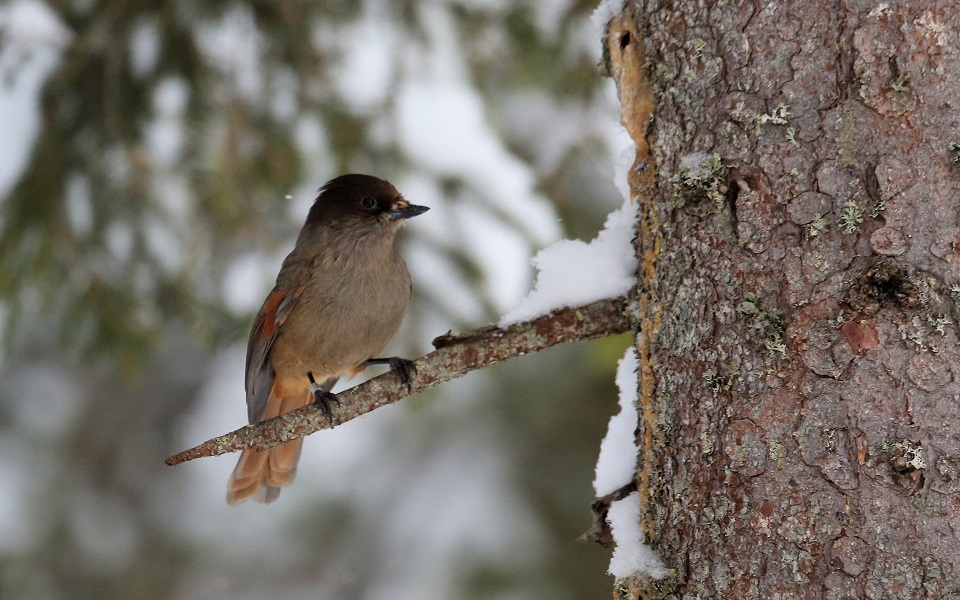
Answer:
364;357;418;393
312;388;340;424
389;358;417;393
308;372;340;424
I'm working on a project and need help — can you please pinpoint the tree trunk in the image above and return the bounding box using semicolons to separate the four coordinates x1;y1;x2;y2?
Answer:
607;1;960;597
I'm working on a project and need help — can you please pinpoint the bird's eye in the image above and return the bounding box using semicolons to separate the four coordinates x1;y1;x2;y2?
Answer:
360;196;377;209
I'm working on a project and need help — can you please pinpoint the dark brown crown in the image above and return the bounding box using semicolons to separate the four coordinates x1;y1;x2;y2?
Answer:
306;175;428;231
305;174;403;225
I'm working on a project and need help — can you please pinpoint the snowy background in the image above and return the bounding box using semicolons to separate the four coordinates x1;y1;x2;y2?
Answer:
0;0;639;597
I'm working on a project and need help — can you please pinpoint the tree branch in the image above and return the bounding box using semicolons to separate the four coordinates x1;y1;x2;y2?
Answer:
165;295;635;466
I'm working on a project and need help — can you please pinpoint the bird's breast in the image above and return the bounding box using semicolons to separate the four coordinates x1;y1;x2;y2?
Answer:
271;250;412;380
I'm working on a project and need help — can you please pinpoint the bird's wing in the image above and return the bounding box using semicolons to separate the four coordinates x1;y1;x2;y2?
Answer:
245;287;300;423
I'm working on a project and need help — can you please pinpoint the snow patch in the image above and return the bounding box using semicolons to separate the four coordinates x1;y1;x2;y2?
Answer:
607;492;668;579
499;198;637;326
596;350;667;579
594;347;640;496
590;0;626;34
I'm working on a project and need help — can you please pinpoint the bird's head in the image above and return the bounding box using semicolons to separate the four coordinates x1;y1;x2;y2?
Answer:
305;174;429;233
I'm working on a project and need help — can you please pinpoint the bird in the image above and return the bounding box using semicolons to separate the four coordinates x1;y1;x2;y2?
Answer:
226;174;428;505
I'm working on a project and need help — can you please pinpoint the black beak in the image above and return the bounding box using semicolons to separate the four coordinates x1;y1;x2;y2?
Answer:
388;204;429;221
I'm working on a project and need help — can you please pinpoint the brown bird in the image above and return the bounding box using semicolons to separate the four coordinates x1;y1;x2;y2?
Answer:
226;174;428;505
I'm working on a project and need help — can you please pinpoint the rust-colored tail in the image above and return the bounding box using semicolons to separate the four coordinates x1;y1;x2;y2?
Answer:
226;376;312;506
226;439;303;505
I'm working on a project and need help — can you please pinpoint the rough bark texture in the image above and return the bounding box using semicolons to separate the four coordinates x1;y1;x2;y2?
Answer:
609;1;960;598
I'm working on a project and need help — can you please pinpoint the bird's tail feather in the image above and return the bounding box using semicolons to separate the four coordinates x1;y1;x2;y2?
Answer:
225;439;303;505
226;376;316;506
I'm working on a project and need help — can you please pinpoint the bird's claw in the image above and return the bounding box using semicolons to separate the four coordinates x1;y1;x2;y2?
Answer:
388;358;417;393
311;387;340;424
364;357;418;394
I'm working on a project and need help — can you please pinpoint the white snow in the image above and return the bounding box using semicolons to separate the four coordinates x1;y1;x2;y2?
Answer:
607;492;668;579
590;0;626;34
593;347;640;496
596;349;668;580
498;197;637;326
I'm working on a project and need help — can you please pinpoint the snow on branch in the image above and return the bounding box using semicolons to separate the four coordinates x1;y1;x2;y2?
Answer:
499;199;638;326
166;295;635;466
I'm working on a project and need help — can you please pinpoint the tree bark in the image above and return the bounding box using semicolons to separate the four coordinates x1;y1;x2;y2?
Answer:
608;1;960;597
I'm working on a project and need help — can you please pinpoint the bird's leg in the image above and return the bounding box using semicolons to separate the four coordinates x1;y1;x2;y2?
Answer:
364;357;417;393
307;371;340;424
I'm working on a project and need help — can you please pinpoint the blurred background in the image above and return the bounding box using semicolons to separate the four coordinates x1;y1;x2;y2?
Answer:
0;0;632;598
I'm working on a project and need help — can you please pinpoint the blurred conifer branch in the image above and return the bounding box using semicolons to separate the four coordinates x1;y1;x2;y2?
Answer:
166;294;634;465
